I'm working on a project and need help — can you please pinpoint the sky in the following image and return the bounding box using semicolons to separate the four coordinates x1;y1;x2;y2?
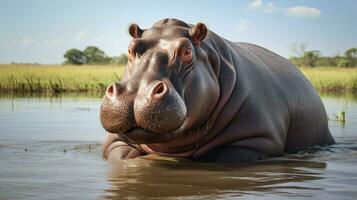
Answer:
0;0;356;64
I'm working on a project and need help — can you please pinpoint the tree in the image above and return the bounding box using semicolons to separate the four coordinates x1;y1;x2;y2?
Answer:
290;42;308;57
63;48;87;65
344;48;357;67
301;50;320;67
345;48;357;59
83;46;111;64
337;58;350;68
111;53;128;65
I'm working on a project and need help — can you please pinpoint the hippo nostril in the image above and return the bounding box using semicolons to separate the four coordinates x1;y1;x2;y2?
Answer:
106;84;114;98
106;83;123;99
155;83;164;94
151;82;168;99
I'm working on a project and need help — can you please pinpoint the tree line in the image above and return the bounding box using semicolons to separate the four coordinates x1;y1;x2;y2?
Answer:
289;43;357;68
63;46;128;65
63;44;357;68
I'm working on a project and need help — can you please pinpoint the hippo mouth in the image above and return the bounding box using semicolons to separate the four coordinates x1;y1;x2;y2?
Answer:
118;127;180;144
118;127;169;144
114;118;189;144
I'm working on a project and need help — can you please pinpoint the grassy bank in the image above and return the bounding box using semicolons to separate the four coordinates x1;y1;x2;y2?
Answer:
0;64;125;93
299;67;357;93
0;64;356;93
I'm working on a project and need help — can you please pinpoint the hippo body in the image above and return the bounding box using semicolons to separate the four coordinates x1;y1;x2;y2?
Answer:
101;19;335;162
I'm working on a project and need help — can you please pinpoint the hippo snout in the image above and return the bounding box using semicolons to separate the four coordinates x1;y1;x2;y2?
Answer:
100;82;135;134
100;80;187;140
134;80;187;133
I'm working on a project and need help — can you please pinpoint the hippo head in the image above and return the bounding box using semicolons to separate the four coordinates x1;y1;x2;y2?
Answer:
100;18;220;144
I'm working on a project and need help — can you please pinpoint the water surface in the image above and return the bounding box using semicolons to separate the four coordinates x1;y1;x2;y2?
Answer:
0;93;357;199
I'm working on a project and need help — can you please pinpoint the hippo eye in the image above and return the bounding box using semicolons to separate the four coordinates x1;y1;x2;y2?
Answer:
181;47;193;64
128;49;133;62
184;48;192;55
128;47;144;61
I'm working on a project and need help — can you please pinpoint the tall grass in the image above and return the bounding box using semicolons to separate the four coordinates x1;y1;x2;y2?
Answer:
299;67;357;93
0;64;356;93
0;64;125;93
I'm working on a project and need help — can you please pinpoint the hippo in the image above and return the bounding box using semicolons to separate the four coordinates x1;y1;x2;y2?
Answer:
100;18;335;162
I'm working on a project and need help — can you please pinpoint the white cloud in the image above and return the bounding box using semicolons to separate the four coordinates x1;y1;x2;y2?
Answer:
92;35;106;43
237;19;249;31
247;1;321;18
263;2;278;13
37;37;63;47
21;35;35;46
284;6;321;18
74;30;107;45
248;0;262;10
75;30;88;41
15;35;64;47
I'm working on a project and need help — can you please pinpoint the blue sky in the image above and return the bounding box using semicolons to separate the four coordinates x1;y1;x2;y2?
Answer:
0;0;356;64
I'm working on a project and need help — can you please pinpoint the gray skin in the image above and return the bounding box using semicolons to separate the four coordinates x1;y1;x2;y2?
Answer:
100;18;335;162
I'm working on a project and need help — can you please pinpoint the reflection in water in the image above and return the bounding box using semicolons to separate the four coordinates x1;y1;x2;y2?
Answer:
104;155;327;199
0;92;356;199
101;92;357;200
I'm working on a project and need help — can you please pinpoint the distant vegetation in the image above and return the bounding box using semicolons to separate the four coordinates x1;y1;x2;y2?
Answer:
0;64;124;93
62;44;357;68
1;44;356;94
63;46;128;65
289;43;357;68
300;67;357;92
0;64;356;93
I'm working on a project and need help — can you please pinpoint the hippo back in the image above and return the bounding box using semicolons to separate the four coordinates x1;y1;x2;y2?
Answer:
192;34;334;158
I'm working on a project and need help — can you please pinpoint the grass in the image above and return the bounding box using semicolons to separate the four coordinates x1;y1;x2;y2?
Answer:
0;64;125;93
299;67;357;93
0;64;356;93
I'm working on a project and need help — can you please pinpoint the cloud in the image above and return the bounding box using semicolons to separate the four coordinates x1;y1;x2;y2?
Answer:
74;30;107;45
284;6;321;18
237;19;249;31
248;0;262;10
37;37;63;47
247;0;321;18
14;35;64;48
92;35;106;43
263;2;278;13
21;35;35;46
75;30;88;41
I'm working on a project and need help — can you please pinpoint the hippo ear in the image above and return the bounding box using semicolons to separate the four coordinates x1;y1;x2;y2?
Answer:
128;23;144;38
189;23;207;45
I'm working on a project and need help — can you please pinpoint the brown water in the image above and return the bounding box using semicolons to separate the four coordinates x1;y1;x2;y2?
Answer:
0;93;357;200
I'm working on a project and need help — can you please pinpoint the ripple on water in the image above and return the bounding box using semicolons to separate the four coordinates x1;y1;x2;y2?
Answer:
0;94;357;199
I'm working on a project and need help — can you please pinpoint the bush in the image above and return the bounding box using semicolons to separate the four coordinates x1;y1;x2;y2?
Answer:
83;46;112;65
301;51;320;67
289;47;357;68
111;54;128;65
63;46;116;65
63;49;87;65
337;59;351;68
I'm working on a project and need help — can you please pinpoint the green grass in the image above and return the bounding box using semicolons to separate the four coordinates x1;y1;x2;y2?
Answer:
0;64;356;93
299;67;357;93
0;64;125;93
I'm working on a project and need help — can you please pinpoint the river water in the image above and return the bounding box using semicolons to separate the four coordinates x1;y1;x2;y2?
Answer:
0;93;356;200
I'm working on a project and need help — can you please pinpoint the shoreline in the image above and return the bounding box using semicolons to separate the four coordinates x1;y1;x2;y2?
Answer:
1;64;356;94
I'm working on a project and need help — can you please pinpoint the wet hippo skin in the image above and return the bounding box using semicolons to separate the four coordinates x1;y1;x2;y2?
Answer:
100;18;335;162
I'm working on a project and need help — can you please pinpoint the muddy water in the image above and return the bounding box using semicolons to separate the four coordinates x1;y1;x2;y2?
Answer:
0;93;356;200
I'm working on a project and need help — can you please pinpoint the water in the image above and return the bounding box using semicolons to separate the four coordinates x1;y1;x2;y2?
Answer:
0;93;357;200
